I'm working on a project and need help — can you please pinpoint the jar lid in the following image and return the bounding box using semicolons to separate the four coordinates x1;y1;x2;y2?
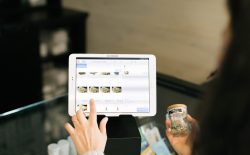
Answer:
167;104;187;110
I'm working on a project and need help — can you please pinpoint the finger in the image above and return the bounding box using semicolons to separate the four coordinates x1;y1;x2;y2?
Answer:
165;119;171;129
76;108;88;126
89;99;97;126
69;132;84;155
186;115;198;129
64;123;75;136
64;123;83;152
165;119;174;142
186;114;195;124
186;115;199;140
67;118;85;154
72;115;81;128
99;117;109;135
166;128;174;143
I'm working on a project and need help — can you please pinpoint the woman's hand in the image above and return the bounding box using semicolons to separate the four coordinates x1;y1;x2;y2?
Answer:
165;115;199;155
64;99;108;155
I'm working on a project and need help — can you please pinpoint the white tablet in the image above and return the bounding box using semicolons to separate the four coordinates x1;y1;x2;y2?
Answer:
68;54;156;116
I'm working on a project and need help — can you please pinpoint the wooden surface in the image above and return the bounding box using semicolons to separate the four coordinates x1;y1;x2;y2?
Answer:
63;0;228;84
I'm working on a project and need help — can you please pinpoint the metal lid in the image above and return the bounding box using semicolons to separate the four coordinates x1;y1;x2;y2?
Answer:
167;104;187;110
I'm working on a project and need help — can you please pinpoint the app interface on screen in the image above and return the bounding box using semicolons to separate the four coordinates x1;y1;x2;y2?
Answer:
75;58;150;113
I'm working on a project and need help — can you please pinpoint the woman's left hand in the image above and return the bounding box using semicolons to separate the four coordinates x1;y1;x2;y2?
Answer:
64;99;109;155
165;115;199;155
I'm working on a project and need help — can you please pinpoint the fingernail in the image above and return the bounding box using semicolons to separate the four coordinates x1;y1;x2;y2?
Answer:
105;117;109;122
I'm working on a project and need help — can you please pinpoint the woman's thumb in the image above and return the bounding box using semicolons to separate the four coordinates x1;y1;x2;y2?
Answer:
99;117;109;135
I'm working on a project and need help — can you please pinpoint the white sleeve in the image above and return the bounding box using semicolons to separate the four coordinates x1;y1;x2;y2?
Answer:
83;151;104;155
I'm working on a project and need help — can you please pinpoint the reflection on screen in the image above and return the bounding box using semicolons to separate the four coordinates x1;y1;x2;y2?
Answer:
75;58;150;113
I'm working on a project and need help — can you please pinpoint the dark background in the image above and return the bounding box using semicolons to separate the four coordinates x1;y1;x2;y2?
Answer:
0;0;88;113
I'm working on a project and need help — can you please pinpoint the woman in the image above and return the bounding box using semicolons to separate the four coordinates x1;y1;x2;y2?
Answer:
65;0;250;154
166;0;250;154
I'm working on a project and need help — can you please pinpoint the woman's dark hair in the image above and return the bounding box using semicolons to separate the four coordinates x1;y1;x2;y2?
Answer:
197;0;250;154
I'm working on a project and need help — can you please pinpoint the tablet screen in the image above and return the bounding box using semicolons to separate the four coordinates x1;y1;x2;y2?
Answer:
75;57;150;113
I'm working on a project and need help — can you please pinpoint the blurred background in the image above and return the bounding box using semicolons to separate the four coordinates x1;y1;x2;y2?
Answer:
64;0;228;83
0;0;228;114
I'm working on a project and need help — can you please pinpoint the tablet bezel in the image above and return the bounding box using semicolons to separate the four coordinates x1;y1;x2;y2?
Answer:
68;54;156;117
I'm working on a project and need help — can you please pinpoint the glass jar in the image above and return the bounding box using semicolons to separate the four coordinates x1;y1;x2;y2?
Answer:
166;104;191;136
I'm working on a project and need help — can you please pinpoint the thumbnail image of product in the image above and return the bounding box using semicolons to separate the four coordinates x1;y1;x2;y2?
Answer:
101;72;110;75
79;72;86;75
89;86;99;93
124;71;129;75
114;72;119;75
112;86;122;93
77;86;88;93
90;72;98;75
77;104;87;111
100;87;110;93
